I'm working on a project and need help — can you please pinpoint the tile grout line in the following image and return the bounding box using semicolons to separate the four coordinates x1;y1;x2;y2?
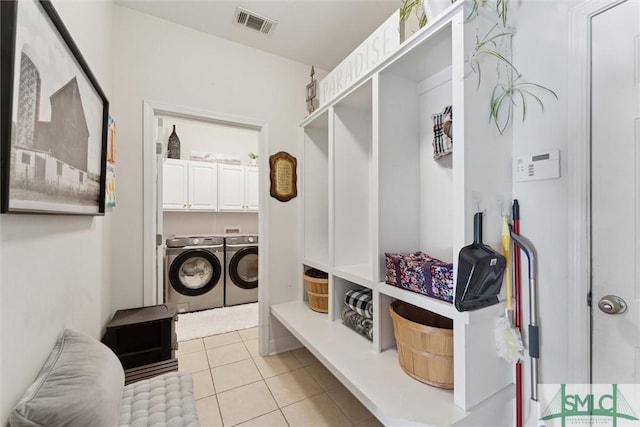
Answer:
200;335;225;426
227;408;290;427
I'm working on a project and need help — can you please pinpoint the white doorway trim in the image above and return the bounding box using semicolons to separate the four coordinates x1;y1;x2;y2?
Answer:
142;100;269;349
567;0;627;384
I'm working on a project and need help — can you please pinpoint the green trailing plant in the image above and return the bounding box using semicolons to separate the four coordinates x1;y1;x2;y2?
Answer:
490;76;558;135
466;0;557;134
467;23;516;90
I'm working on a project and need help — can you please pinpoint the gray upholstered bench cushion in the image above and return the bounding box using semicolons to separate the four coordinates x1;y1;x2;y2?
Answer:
9;329;125;427
119;371;199;427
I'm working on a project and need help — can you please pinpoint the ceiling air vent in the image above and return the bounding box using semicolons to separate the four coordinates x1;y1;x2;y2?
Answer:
234;6;277;36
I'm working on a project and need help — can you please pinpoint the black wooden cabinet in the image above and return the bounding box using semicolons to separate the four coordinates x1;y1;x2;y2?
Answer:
103;304;177;370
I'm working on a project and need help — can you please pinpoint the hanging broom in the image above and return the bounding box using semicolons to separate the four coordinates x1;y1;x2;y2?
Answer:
495;215;523;363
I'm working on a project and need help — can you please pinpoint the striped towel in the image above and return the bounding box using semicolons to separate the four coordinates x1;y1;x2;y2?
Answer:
432;105;453;160
341;307;373;341
344;288;373;319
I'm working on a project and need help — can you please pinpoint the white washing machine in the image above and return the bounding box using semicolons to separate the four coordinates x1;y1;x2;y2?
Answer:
224;235;258;306
165;235;224;313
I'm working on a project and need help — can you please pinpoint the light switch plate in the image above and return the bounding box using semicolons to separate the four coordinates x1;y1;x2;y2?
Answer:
514;149;560;182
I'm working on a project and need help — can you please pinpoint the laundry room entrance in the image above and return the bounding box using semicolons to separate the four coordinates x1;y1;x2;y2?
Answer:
141;101;268;343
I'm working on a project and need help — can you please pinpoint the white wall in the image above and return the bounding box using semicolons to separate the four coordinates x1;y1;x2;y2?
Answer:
163;211;258;236
110;6;325;347
158;115;259;165
0;0;114;422
511;0;581;385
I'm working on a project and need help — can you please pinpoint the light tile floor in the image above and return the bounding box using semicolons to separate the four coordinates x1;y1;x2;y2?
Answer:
177;327;384;427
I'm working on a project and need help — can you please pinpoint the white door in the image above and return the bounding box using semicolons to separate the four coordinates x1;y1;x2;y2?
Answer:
218;164;245;211
162;159;188;210
591;0;640;384
188;162;218;210
245;166;259;211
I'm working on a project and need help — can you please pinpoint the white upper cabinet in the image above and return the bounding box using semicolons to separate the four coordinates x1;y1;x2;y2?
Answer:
188;161;218;210
218;164;245;211
163;159;217;211
218;164;258;212
244;166;259;211
162;159;188;210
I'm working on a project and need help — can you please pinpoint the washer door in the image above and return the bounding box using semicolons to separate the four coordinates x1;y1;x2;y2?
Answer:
169;249;222;296
229;247;258;289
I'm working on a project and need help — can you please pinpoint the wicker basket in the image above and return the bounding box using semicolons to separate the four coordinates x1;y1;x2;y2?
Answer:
389;300;454;389
304;269;328;313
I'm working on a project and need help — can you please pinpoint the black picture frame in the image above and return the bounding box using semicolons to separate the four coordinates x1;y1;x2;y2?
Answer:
0;0;108;215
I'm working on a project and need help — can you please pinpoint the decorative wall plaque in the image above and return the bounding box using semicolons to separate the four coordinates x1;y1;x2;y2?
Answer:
269;152;297;202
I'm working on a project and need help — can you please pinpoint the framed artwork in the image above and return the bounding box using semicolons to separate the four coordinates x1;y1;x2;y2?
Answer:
269;151;297;202
105;116;116;208
0;0;109;215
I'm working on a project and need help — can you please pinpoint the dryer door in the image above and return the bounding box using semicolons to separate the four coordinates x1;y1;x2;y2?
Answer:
229;247;258;289
168;249;222;296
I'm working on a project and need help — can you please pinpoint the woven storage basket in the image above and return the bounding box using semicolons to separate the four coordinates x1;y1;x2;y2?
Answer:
304;269;328;313
389;300;454;389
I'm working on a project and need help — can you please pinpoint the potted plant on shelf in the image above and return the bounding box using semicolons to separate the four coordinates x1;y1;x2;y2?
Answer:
248;152;258;166
399;0;455;43
399;0;427;42
466;0;558;134
422;0;454;21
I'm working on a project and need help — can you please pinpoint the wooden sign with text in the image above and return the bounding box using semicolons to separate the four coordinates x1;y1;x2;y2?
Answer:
318;10;400;107
269;152;297;202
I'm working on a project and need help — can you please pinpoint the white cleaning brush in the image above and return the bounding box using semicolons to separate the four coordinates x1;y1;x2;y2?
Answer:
495;216;524;363
495;315;524;363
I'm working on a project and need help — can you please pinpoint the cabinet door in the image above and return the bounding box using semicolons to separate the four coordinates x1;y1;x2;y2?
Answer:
244;166;259;211
188;162;217;210
218;164;245;211
163;159;188;210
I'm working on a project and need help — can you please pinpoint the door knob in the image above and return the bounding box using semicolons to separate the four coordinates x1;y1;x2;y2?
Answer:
597;295;627;314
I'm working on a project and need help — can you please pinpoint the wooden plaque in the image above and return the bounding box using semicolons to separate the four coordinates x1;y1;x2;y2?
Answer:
269;152;297;202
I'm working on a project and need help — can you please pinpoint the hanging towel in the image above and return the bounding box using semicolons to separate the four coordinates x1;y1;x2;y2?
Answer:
432;105;453;160
344;288;373;319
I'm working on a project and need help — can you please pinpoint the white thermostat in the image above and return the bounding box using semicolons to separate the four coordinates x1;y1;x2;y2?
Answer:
514;149;560;182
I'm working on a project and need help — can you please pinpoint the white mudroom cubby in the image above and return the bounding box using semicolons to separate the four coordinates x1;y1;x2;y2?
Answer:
333;80;374;283
272;3;514;425
302;111;330;269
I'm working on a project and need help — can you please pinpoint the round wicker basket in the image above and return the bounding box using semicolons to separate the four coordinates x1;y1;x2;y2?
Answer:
304;270;328;313
389;300;454;389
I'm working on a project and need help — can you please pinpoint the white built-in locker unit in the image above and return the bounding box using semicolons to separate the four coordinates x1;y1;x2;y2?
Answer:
271;2;514;426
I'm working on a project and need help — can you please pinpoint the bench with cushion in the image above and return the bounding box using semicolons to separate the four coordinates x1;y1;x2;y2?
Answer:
9;329;199;427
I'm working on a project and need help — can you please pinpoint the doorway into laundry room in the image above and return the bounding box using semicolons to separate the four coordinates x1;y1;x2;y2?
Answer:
141;102;268;347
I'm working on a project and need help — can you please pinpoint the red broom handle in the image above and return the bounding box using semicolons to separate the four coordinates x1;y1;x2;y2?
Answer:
513;200;523;427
